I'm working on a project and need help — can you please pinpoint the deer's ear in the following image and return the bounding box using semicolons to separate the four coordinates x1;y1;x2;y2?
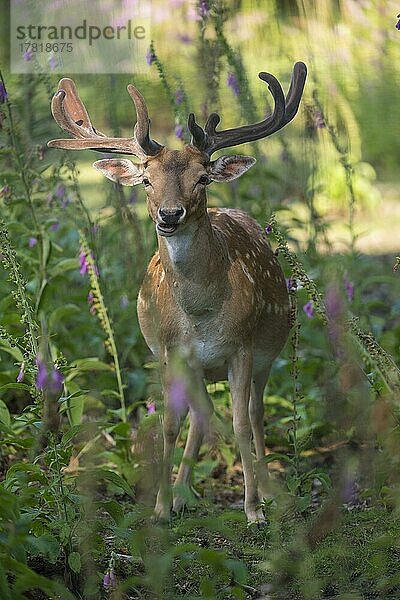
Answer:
93;158;143;186
209;155;256;182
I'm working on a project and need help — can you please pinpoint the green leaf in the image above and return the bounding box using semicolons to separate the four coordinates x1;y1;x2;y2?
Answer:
263;452;293;465
0;383;30;393
49;304;80;331
97;469;134;497
0;563;12;600
0;400;10;427
0;344;23;362
67;551;81;574
26;535;60;564
98;500;124;525
66;358;113;381
297;494;312;512
49;258;79;279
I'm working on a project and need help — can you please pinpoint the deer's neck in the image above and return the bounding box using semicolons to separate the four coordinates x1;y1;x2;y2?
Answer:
158;212;226;315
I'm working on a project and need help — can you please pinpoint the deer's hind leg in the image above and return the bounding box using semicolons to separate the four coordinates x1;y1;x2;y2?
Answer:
249;365;272;500
229;346;264;524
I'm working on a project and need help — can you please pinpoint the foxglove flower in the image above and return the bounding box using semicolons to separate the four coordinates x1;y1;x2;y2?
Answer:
17;362;25;383
0;83;8;104
168;378;188;415
103;569;116;589
177;33;193;44
175;124;184;140
128;189;137;205
120;294;129;309
50;221;60;232
303;300;314;318
29;237;38;248
36;356;48;390
286;277;297;292
49;368;64;393
198;0;209;18
344;278;354;302
48;55;58;70
146;47;155;65
0;185;11;198
227;73;240;97
175;88;184;105
146;400;156;414
79;251;88;276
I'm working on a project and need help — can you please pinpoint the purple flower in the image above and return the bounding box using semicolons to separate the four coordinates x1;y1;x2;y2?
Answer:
103;572;110;588
175;124;184;140
396;15;400;30
51;183;71;208
0;185;11;198
198;0;209;18
17;363;25;383
227;73;240;97
103;569;116;589
344;278;354;302
325;285;343;320
36;356;48;390
177;33;193;44
175;88;184;105
48;55;58;70
303;300;314;318
79;250;99;277
50;221;60;232
29;237;38;248
146;47;155;66
280;149;289;163
23;49;33;61
120;294;129;309
168;378;188;415
286;277;297;292
55;183;66;199
265;224;272;235
146;400;156;414
49;368;64;392
0;83;8;104
79;251;88;276
35;355;63;392
128;189;137;205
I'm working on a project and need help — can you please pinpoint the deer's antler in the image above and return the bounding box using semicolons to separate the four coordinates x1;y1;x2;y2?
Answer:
47;78;163;159
188;61;307;155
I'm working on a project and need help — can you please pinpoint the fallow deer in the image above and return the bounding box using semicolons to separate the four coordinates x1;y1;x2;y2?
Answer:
48;62;307;523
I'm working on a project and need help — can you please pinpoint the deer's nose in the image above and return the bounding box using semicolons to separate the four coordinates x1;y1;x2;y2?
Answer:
158;206;185;225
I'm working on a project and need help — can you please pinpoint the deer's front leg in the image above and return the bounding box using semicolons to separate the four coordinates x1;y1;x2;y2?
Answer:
154;355;187;520
173;376;213;513
229;347;264;524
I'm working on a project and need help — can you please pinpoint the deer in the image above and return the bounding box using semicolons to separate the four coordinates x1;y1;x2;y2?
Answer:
47;61;307;524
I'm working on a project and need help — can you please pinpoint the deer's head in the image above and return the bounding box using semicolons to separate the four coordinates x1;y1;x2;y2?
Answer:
47;63;306;237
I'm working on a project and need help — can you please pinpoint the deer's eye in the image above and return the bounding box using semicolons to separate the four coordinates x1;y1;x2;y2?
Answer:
197;174;210;186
